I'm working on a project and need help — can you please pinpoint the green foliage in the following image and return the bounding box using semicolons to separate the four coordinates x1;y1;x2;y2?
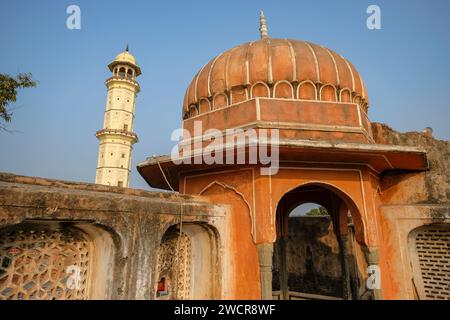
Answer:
0;72;37;126
305;206;329;216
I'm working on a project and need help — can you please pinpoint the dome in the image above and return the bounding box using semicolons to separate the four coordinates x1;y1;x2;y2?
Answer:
108;47;141;76
114;51;137;65
183;38;368;117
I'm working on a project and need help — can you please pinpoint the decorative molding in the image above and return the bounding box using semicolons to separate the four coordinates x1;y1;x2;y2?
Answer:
285;39;297;82
199;180;256;242
325;47;340;86
207;53;223;97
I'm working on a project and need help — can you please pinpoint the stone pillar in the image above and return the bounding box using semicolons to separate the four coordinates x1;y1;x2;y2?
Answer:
364;247;382;300
339;234;353;300
257;243;274;300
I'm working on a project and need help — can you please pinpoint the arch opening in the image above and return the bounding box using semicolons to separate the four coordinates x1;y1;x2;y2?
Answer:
155;223;220;300
126;68;133;79
118;67;126;78
272;183;370;300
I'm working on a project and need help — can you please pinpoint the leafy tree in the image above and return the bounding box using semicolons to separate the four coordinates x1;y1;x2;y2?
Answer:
0;73;37;130
305;206;329;216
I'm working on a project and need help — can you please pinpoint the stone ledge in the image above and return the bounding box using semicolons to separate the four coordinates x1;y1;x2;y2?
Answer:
0;172;198;201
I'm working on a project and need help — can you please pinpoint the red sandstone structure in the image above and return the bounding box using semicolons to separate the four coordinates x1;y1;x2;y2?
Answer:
0;12;449;300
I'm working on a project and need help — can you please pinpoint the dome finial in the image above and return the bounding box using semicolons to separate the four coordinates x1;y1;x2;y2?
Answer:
259;11;269;39
125;43;129;52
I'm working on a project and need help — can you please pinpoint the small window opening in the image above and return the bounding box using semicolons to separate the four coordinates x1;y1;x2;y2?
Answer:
156;277;169;297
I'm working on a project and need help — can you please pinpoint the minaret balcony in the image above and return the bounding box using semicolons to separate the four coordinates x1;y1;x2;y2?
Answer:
95;128;139;143
105;75;140;90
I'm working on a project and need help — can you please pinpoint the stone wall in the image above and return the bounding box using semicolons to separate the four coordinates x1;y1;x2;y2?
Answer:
272;216;343;298
0;172;226;300
371;122;450;299
372;122;450;206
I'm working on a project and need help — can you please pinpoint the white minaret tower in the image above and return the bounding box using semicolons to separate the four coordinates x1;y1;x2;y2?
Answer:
95;46;141;187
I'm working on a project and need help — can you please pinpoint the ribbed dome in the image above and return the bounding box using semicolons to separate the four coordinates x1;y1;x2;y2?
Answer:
183;38;368;117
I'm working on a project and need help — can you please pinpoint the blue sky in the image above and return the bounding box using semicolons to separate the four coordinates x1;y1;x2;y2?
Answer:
1;0;449;189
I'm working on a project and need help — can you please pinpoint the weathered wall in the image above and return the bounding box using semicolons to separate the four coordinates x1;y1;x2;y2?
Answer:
272;217;343;298
181;168;262;299
0;172;226;300
372;123;450;299
372;122;450;204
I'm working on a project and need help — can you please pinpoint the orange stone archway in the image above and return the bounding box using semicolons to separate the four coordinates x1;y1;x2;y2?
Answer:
251;166;379;248
171;164;383;299
273;180;367;246
272;182;370;300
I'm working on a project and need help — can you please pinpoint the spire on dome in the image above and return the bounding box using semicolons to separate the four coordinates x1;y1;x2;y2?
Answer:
259;11;269;39
125;44;129;52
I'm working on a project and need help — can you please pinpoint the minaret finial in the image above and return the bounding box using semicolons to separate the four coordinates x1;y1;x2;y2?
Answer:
125;44;129;52
259;11;269;39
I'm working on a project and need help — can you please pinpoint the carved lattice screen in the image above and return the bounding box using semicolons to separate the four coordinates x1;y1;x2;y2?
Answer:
156;232;191;300
409;225;450;300
0;225;92;300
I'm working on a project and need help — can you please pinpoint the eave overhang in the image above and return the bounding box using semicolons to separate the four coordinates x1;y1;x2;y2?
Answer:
137;138;428;191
